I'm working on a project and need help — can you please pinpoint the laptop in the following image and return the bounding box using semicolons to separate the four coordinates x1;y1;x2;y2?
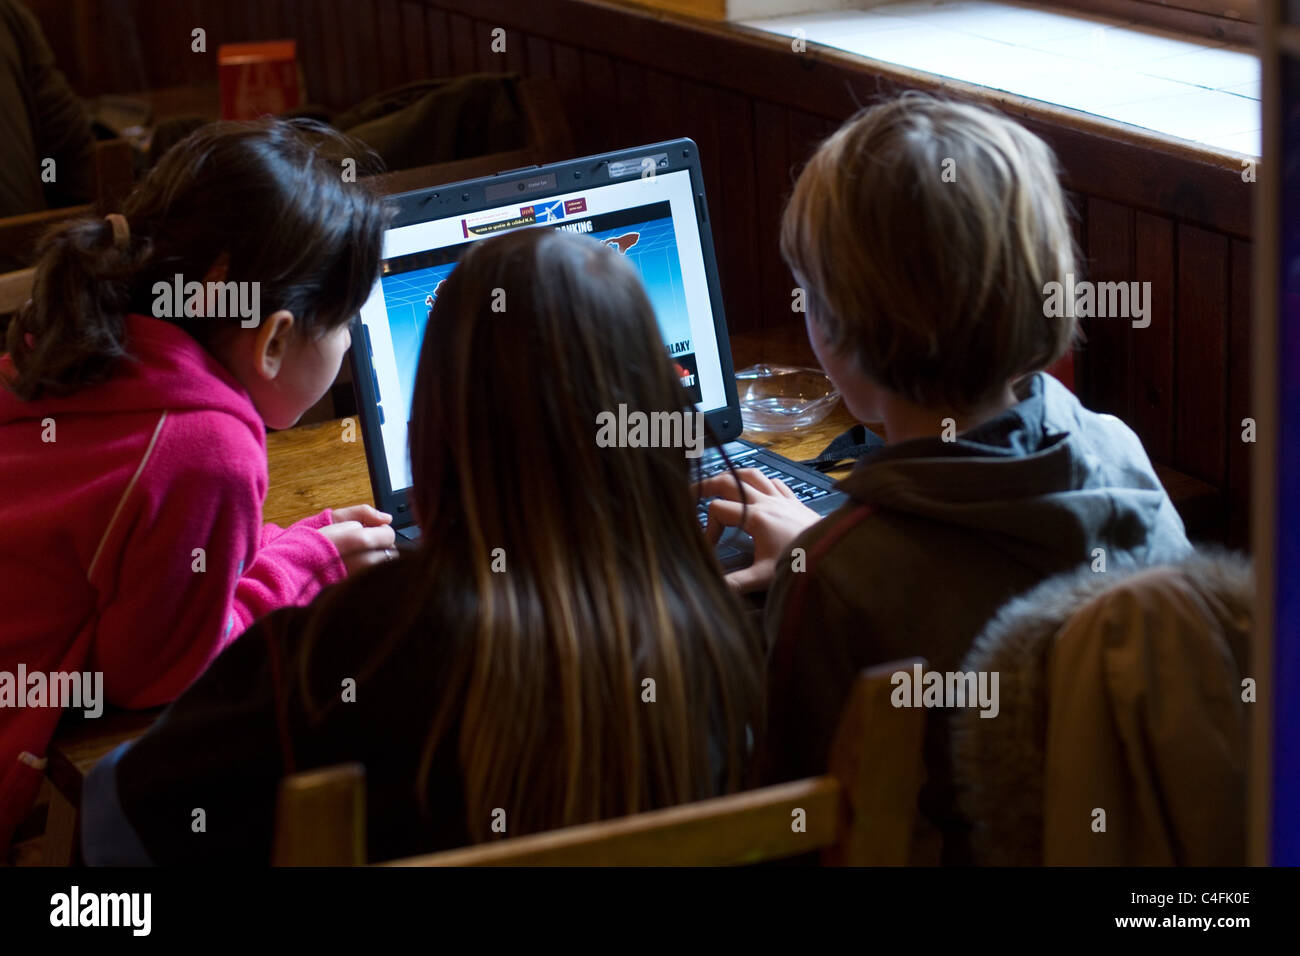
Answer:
349;138;849;569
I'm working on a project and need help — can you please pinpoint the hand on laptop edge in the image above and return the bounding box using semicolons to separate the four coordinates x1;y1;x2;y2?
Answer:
320;504;397;574
698;469;822;594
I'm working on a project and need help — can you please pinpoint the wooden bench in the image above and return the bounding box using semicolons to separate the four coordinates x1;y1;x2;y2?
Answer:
272;658;928;866
0;267;35;317
36;708;162;866
0;138;135;270
0;138;135;333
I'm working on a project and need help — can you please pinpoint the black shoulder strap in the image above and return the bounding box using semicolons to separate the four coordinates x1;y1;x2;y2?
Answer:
803;423;886;472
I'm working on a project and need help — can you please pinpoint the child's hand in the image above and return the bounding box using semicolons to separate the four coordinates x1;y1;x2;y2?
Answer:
332;504;393;528
697;469;821;594
319;505;396;574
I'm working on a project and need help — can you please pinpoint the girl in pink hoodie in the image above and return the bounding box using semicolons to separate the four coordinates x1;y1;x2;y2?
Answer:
0;118;396;850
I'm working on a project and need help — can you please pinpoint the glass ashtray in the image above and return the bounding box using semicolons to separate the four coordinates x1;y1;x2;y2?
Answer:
736;364;840;433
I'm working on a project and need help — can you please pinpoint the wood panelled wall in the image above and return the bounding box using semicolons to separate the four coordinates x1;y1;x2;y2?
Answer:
27;0;1256;546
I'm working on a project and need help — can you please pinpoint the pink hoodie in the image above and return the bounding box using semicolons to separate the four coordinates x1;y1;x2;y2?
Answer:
0;314;346;848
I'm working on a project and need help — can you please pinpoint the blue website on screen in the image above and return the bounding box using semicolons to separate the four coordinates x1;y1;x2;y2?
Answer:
358;169;725;491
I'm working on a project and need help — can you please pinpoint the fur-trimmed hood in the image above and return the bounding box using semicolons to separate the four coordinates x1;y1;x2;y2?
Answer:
951;549;1252;866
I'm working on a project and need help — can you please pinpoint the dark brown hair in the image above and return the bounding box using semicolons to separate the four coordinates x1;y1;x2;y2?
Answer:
399;227;765;839
4;118;388;400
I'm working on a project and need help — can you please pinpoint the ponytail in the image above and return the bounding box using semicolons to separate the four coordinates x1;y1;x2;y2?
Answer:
5;213;151;401
3;117;387;403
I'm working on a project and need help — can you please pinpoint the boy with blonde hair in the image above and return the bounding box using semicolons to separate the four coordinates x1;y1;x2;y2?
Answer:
700;93;1190;862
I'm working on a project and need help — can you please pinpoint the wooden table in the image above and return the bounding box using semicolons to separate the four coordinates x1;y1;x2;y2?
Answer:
266;327;861;526
267;409;856;526
41;327;857;863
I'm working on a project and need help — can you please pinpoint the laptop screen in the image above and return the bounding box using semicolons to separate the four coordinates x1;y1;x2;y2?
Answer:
356;161;730;494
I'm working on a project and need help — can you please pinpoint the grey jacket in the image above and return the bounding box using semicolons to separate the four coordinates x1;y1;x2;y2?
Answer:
761;372;1191;863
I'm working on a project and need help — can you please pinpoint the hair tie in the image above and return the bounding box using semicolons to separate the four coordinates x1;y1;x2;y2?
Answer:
105;213;130;248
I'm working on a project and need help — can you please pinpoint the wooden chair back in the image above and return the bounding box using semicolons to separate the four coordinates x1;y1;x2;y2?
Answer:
271;762;366;866
273;658;928;866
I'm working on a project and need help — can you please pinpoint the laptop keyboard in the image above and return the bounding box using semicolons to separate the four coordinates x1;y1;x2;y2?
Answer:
695;457;833;527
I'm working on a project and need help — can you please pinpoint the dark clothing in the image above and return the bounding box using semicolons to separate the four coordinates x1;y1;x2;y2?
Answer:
83;551;747;864
761;373;1192;863
0;0;95;232
82;556;475;865
334;73;527;173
